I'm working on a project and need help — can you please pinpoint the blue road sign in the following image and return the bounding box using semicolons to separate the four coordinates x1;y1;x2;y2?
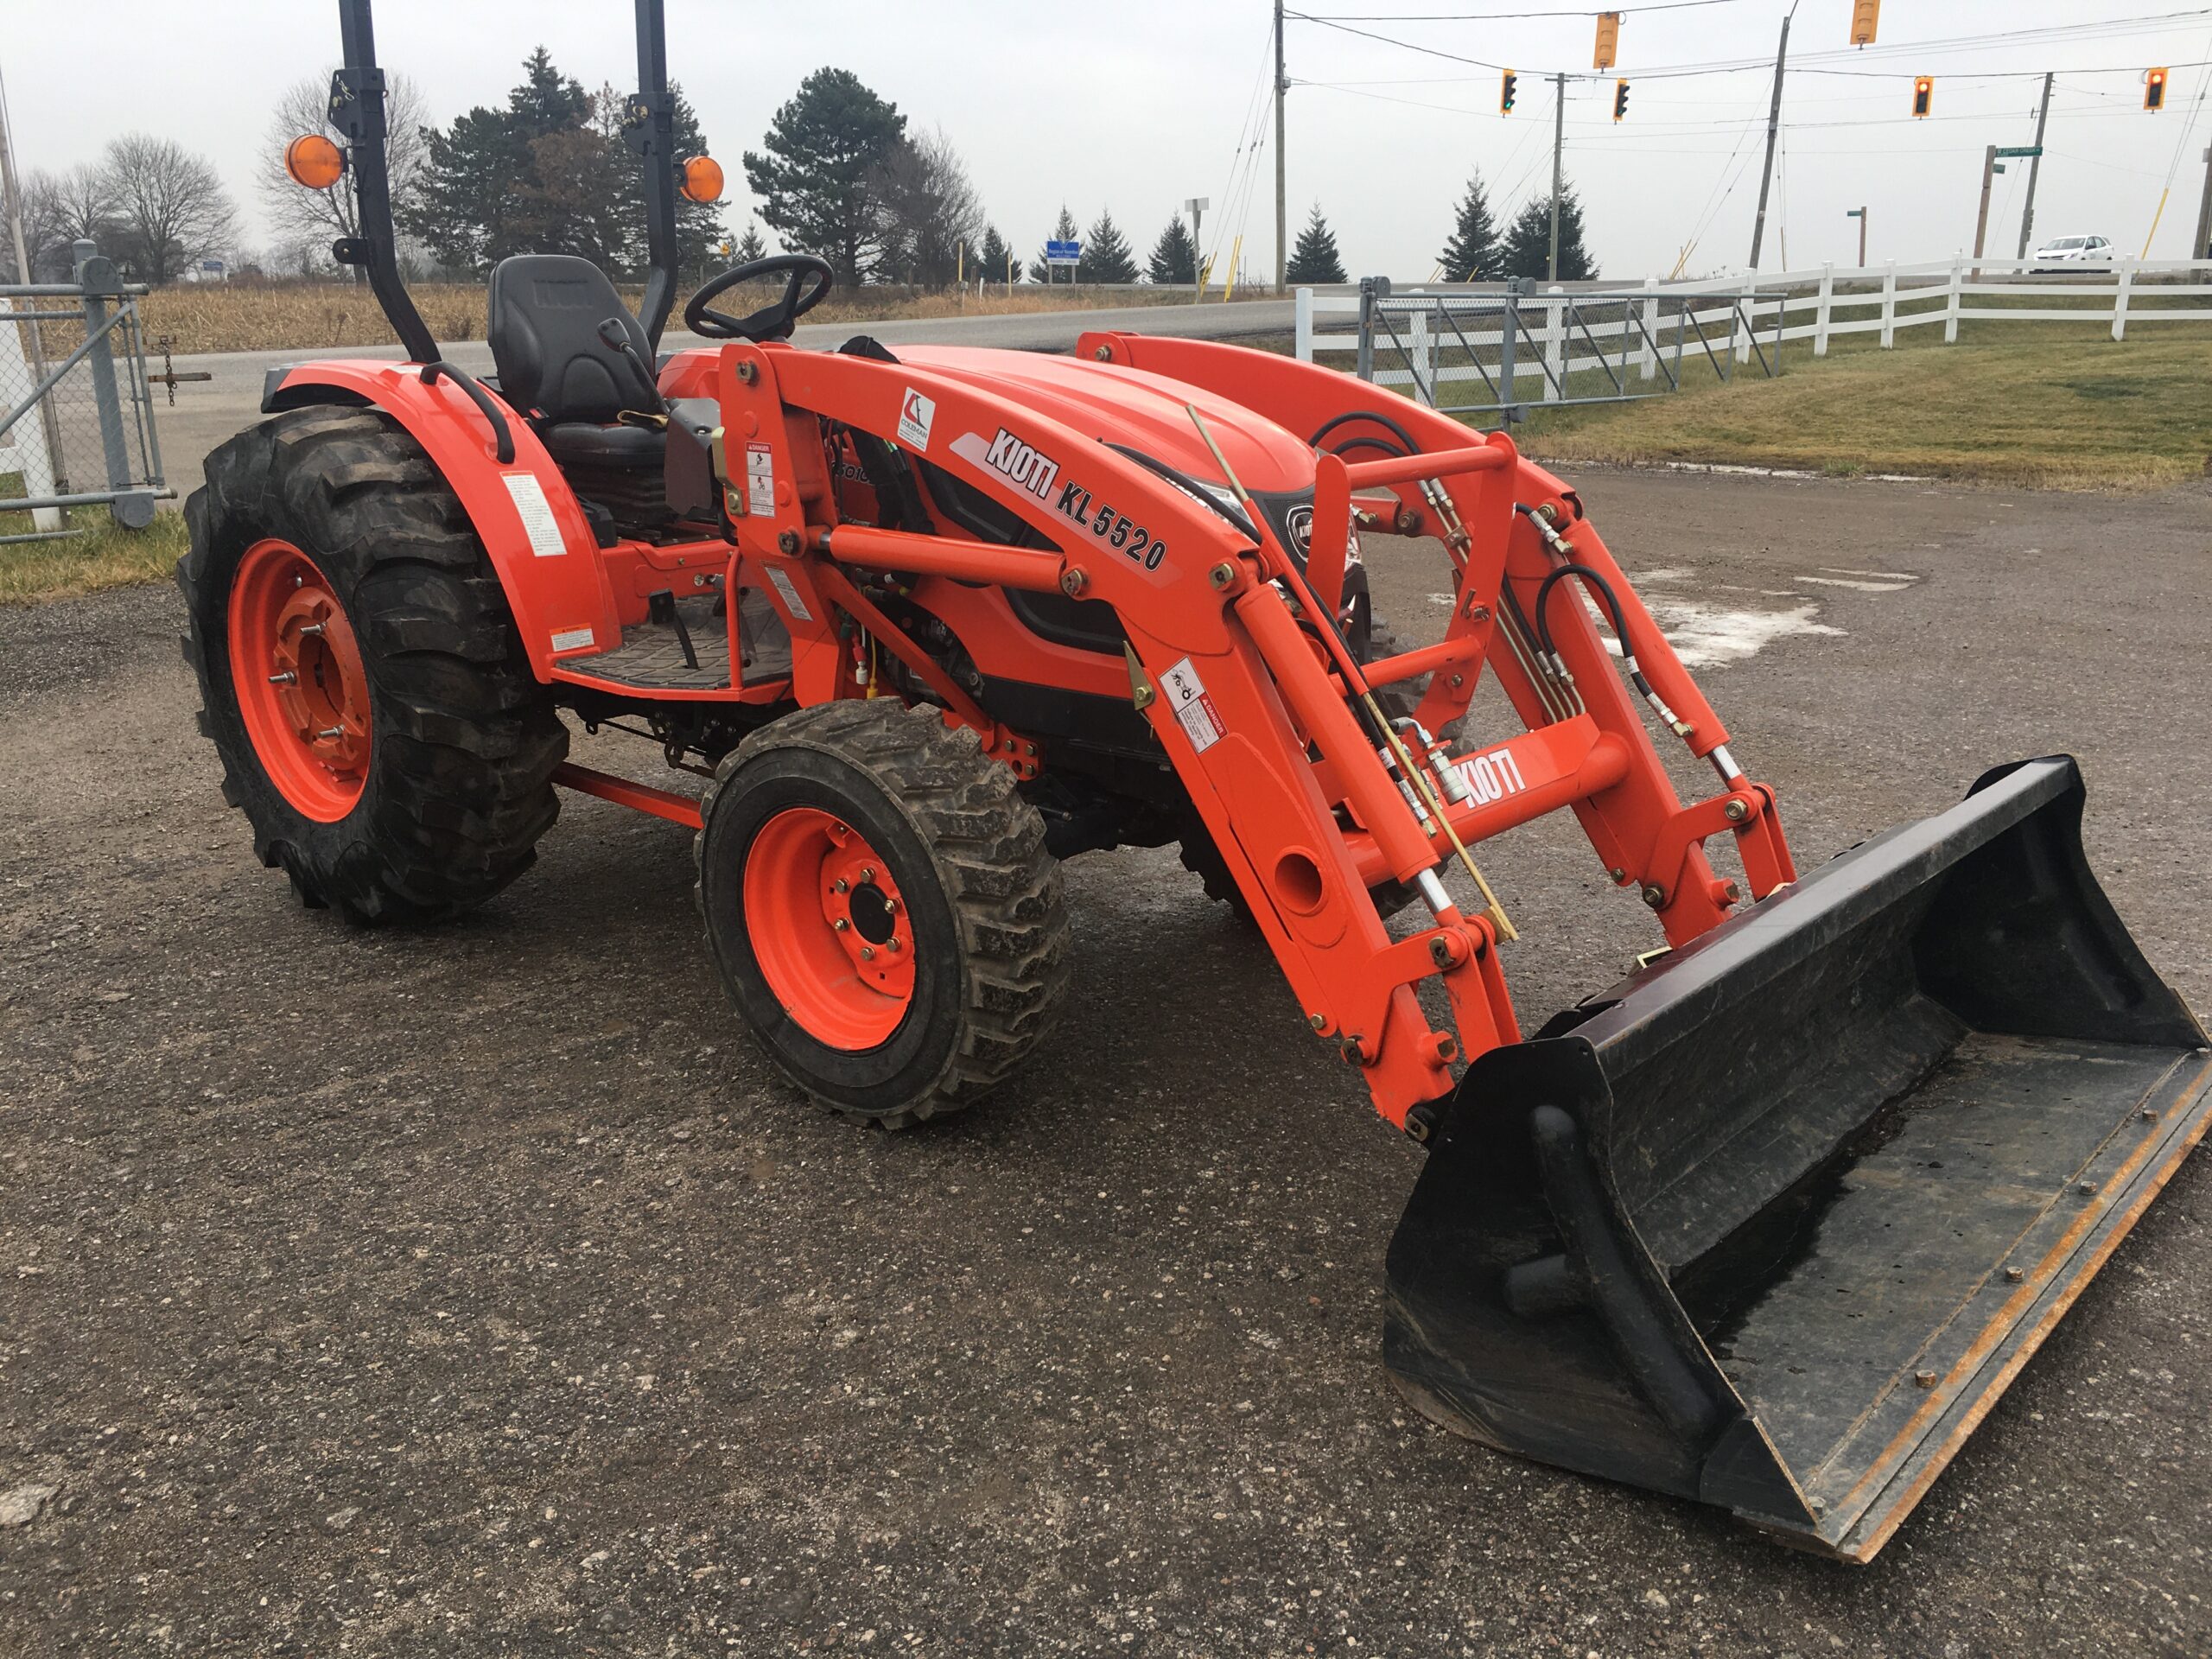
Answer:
1046;239;1082;266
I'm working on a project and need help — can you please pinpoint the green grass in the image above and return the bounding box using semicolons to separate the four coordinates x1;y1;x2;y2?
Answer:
1509;321;2212;491
0;505;187;605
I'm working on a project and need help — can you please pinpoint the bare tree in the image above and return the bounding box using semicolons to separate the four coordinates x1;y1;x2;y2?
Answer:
870;127;984;286
99;134;239;284
257;69;428;276
19;164;118;277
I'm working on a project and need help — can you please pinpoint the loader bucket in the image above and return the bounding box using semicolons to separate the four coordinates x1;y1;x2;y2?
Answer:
1384;757;2212;1560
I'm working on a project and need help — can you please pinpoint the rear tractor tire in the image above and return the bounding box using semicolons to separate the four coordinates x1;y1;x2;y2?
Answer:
696;701;1071;1129
179;406;567;924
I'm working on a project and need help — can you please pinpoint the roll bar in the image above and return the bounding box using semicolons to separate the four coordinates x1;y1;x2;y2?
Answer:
324;0;683;361
329;0;437;365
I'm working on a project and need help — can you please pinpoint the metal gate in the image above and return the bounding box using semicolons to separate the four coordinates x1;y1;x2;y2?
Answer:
1351;276;1784;423
1;239;169;544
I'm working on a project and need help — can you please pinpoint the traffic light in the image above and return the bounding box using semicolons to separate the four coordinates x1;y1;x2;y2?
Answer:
1911;76;1934;118
1613;79;1630;122
1500;68;1517;114
1849;0;1880;46
2146;67;2169;111
1593;11;1620;71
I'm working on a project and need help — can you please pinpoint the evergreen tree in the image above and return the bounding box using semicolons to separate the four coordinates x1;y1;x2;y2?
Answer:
733;220;768;265
1083;208;1138;284
1029;205;1080;283
402;51;723;277
977;224;1013;283
1437;170;1501;283
1147;215;1197;285
1501;184;1596;282
406;48;592;270
741;67;906;287
1285;203;1346;284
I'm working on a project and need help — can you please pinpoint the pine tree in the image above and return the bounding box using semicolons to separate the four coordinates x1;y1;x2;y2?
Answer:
1029;205;1080;283
734;220;768;263
1285;204;1346;284
1437;171;1501;283
977;224;1012;283
1501;184;1596;282
1083;208;1138;284
741;67;906;287
406;48;593;270
1147;216;1197;285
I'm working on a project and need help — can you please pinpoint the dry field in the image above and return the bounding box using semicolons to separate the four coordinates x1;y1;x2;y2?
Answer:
84;282;1247;357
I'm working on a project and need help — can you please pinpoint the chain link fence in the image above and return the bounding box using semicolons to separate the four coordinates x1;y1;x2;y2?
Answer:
1;239;169;543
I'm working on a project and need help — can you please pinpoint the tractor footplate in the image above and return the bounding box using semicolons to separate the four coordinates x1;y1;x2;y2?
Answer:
582;594;734;690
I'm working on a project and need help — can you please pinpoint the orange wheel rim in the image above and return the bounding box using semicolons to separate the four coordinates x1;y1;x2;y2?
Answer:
228;538;372;822
743;807;917;1049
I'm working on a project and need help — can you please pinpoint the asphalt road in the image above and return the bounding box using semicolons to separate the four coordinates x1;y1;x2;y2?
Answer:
3;469;2210;1655
149;300;1296;507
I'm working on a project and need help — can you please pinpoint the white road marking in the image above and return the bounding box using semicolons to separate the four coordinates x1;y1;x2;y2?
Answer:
1821;567;1920;581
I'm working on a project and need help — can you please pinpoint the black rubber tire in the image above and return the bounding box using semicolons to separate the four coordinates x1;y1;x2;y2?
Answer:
695;701;1071;1129
179;406;567;924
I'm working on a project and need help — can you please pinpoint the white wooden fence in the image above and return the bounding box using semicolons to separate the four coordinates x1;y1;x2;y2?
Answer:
1296;256;2212;416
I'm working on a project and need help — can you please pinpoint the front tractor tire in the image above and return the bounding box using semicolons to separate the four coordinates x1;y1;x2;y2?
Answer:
180;407;567;924
696;701;1071;1129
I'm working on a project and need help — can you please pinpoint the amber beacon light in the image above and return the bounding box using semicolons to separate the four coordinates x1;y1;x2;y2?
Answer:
283;133;346;191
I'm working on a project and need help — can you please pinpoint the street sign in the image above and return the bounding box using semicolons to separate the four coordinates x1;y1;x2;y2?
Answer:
1994;145;2043;158
1046;239;1082;267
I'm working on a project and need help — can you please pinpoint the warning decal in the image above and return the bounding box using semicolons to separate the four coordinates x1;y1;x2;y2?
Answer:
1159;656;1226;753
765;564;815;623
550;626;596;655
746;442;775;518
503;473;567;557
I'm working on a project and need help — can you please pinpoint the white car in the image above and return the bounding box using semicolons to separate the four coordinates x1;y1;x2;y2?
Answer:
2031;234;2113;271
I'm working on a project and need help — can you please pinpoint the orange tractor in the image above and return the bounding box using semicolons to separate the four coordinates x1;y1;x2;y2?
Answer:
183;0;2212;1560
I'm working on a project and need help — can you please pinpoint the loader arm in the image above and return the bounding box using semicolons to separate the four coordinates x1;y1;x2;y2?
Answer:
714;339;1796;1133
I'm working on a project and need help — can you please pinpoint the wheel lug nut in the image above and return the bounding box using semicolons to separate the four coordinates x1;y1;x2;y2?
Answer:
832;918;849;931
886;938;902;953
832;877;849;893
861;867;875;882
269;671;296;685
860;945;874;960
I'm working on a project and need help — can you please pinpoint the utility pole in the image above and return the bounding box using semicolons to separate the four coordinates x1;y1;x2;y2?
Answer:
1274;1;1287;291
2192;145;2212;261
1548;72;1566;281
1847;206;1866;266
2015;72;2054;259
1747;7;1795;270
1973;146;1997;277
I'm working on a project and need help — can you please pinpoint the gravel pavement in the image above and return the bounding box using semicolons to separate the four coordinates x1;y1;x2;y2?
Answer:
3;467;2209;1655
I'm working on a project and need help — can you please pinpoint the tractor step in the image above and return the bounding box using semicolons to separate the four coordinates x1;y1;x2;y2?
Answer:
582;594;731;690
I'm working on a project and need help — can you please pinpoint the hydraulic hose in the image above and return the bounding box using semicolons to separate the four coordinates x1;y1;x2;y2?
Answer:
1527;557;1693;741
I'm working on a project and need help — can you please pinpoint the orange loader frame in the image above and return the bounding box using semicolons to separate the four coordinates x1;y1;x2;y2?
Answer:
272;327;1796;1139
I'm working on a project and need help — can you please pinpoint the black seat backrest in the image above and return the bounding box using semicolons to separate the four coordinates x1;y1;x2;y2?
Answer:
486;254;663;424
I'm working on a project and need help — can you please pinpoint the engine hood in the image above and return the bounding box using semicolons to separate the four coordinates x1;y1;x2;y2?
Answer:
896;346;1316;498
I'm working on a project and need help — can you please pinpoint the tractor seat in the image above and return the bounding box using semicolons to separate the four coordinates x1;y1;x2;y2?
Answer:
486;254;665;467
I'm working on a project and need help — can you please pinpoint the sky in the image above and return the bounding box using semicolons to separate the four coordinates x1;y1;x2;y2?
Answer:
5;1;2210;281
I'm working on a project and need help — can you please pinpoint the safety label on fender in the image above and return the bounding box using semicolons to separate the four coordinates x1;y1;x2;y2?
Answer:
897;387;936;452
765;564;814;623
550;626;595;654
503;473;566;558
1160;657;1225;753
745;442;775;518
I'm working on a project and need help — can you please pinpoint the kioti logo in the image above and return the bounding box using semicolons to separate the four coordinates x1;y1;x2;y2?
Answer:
982;429;1060;500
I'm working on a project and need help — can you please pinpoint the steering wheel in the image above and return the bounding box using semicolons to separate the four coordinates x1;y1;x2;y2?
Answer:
684;255;835;342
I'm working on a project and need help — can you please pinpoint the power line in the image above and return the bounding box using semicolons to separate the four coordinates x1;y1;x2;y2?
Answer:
1297;0;1750;17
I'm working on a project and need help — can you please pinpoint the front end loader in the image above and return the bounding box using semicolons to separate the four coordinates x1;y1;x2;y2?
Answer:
178;0;2212;1561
